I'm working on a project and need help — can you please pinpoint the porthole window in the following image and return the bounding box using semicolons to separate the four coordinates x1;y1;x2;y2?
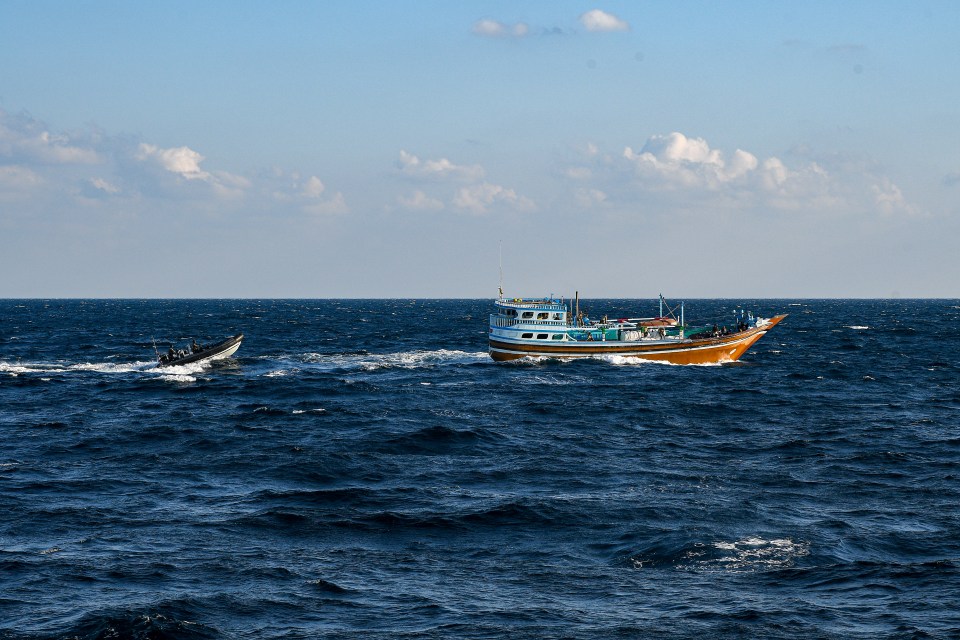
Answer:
521;312;534;319
521;333;533;339
552;334;564;340
537;333;548;339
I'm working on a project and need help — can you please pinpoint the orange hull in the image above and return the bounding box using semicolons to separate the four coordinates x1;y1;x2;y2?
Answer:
489;315;786;365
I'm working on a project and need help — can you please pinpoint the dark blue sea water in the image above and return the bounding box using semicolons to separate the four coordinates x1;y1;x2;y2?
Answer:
2;299;960;639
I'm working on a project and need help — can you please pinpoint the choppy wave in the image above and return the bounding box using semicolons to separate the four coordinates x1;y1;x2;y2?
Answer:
0;359;153;375
3;299;960;638
298;348;489;371
598;354;723;367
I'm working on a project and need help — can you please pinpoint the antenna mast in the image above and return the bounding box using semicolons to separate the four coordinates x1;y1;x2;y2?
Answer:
498;240;504;299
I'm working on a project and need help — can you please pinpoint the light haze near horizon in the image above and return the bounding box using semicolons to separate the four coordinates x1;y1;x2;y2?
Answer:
1;1;958;299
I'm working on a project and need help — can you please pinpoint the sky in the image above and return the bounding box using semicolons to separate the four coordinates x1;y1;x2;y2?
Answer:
1;1;958;298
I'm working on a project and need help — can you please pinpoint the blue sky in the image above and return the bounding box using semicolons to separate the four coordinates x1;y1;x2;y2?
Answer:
1;1;958;297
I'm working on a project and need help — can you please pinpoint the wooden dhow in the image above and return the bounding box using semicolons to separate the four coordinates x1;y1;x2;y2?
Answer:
488;294;784;365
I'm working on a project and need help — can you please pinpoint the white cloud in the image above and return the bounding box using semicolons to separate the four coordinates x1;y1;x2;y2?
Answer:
639;132;721;165
267;170;348;215
136;143;211;181
0;112;100;164
572;131;918;218
304;191;348;216
872;178;918;216
90;177;120;194
453;182;536;214
565;167;593;180
131;142;254;200
398;190;444;212
299;175;347;214
0;109;352;218
394;150;534;214
580;9;629;32
301;175;326;198
575;187;608;207
0;165;42;195
472;19;529;38
398;150;485;181
624;132;769;188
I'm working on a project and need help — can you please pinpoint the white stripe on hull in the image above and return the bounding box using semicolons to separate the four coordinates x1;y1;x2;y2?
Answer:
205;340;241;361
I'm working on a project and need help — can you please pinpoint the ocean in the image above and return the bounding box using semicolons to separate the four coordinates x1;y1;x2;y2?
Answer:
2;298;959;639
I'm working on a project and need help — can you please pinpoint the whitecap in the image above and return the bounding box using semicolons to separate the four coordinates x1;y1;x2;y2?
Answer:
0;362;67;375
694;537;809;572
69;360;156;374
845;325;870;330
0;359;157;375
160;374;197;383
149;361;207;376
600;354;723;367
301;349;489;372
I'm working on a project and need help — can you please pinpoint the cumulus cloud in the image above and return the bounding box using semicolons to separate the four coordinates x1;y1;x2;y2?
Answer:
570;131;917;217
472;19;529;38
0;112;101;165
300;175;348;214
872;178;917;216
303;191;348;216
0;165;43;194
623;132;765;188
579;9;629;32
266;170;348;215
453;182;535;214
398;190;444;212
0;108;345;217
130;142;251;199
136;143;211;181
395;150;534;214
398;150;485;181
301;175;326;198
575;187;608;208
565;166;593;180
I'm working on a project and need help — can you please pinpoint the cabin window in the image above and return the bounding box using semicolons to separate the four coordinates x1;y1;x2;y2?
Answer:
521;333;533;339
552;334;564;340
521;312;534;319
505;309;517;317
553;313;563;320
537;333;548;339
537;312;549;320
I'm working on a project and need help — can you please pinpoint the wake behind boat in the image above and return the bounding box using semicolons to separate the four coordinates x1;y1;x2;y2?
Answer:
489;294;784;365
156;334;243;368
